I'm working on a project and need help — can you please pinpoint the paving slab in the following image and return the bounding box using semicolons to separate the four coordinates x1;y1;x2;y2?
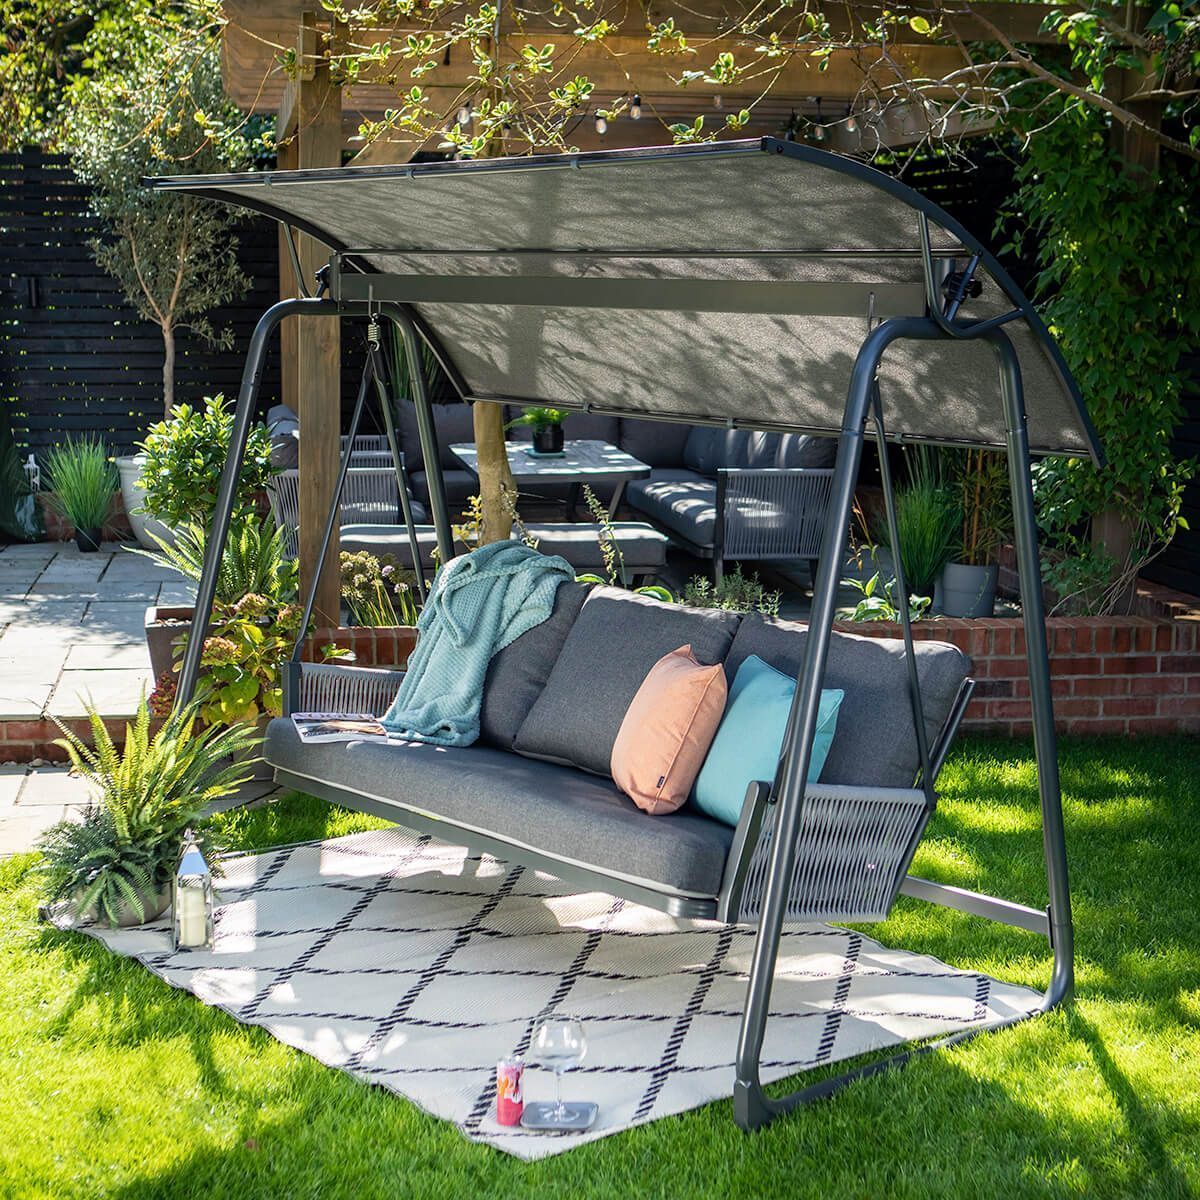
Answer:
0;544;56;562
65;642;150;670
38;559;108;584
156;581;197;605
49;668;155;718
0;600;88;628
0;645;70;686
93;580;159;603
0;766;25;808
17;767;95;807
0;682;54;719
79;602;151;643
0;808;74;856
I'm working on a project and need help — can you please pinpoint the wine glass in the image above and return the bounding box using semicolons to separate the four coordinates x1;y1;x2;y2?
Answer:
526;1015;588;1126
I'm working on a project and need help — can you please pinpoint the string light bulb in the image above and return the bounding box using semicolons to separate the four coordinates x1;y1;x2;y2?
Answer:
457;104;472;127
594;113;608;134
845;114;858;134
629;94;642;120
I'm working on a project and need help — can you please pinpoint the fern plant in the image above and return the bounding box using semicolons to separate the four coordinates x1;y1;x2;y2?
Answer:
133;517;297;606
37;699;258;927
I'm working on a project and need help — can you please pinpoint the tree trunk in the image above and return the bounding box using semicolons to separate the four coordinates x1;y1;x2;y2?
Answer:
472;400;515;544
1092;506;1137;614
162;323;175;417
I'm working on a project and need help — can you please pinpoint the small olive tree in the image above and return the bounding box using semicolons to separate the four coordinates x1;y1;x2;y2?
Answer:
66;38;251;415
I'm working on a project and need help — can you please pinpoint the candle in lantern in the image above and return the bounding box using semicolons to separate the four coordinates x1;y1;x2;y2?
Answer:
177;885;208;948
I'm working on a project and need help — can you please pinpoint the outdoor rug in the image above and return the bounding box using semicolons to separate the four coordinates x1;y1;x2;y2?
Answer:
79;828;1041;1159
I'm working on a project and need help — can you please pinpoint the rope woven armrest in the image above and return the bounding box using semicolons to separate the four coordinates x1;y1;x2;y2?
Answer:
289;662;405;718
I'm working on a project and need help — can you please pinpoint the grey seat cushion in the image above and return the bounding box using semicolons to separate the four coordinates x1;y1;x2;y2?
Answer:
267;404;300;469
618;418;690;468
339;523;439;568
480;580;592;749
514;586;740;775
521;522;668;571
726;615;972;788
625;469;717;548
264;720;733;898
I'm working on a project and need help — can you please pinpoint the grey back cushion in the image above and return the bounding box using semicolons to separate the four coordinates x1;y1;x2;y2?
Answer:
726;615;972;788
479;581;592;749
397;400;478;471
514;586;741;775
618;418;690;468
682;429;838;473
778;434;838;469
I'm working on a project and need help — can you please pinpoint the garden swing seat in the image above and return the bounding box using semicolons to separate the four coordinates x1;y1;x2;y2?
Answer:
160;138;1100;1130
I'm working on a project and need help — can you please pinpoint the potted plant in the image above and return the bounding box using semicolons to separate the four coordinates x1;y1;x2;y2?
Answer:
135;395;276;547
506;406;568;455
876;464;961;601
341;550;422;627
43;436;118;552
37;699;257;928
138;518;296;679
939;449;1012;618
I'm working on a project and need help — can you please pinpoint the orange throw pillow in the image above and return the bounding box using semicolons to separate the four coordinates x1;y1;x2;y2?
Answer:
611;644;728;816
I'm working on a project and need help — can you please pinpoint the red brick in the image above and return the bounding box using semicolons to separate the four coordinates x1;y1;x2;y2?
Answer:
990;699;1033;719
1101;697;1158;717
1054;698;1102;718
1101;655;1158;675
1126;717;1176;735
1129;674;1183;696
991;625;1018;656
1068;717;1127;735
986;656;1030;678
1160;654;1199;674
1159;696;1200;717
0;720;54;742
1074;676;1128;697
1155;625;1175;651
1051;656;1101;676
1051;678;1073;698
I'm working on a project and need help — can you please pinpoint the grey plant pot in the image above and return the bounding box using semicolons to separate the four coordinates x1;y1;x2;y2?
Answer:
145;605;196;681
77;883;172;928
938;561;999;619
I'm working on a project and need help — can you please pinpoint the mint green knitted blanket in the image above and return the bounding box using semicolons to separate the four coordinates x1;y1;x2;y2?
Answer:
380;541;573;746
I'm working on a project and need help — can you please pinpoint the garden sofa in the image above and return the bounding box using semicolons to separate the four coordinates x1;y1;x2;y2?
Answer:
267;584;972;921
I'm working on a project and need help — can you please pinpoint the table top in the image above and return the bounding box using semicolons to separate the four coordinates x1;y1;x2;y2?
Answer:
449;439;651;483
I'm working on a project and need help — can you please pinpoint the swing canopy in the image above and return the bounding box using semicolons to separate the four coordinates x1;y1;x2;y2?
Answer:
148;137;1100;461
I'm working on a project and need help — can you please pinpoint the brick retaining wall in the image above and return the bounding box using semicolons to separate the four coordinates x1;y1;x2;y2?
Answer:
839;614;1200;736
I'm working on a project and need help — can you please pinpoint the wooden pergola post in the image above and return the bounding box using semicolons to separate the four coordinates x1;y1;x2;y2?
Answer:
278;11;343;625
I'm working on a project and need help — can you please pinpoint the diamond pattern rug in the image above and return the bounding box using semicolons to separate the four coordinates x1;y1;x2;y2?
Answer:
82;829;1040;1159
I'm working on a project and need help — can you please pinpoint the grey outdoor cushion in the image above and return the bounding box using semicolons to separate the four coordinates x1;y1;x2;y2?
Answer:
264;721;734;898
625;469;717;547
683;428;837;474
480;580;593;749
726;615;972;788
397;399;477;471
520;522;667;572
514;586;740;775
777;433;838;469
617;417;690;468
339;523;439;568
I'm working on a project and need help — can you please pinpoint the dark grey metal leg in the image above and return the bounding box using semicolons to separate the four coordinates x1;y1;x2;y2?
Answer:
383;306;454;565
733;317;922;1131
176;296;341;708
990;329;1074;1007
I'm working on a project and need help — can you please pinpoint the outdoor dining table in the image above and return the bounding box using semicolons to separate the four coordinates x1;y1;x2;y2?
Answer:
448;438;651;518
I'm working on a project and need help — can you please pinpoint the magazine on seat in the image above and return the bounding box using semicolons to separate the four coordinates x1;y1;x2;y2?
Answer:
291;713;389;744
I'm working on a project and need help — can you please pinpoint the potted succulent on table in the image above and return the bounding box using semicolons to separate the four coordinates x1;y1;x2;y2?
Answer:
37;700;257;928
507;406;568;455
43;436;119;552
938;449;1012;618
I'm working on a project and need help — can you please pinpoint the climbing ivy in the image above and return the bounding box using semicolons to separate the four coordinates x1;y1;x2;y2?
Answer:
1009;111;1200;610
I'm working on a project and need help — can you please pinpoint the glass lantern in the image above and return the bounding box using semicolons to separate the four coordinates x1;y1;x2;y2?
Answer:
172;831;215;951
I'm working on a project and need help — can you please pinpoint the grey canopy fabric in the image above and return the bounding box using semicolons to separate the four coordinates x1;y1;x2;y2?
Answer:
147;138;1099;460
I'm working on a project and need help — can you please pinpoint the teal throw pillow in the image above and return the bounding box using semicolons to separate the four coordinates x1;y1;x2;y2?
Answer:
692;655;843;827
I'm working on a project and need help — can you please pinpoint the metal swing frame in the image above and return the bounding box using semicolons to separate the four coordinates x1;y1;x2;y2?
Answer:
169;140;1077;1133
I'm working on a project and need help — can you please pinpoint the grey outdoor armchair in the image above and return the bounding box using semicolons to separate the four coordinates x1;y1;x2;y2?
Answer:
626;428;837;581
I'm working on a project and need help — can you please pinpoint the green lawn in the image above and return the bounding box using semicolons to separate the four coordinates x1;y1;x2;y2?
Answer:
1;736;1198;1199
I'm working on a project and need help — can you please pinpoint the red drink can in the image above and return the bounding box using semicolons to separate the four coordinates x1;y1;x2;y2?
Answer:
496;1057;525;1126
